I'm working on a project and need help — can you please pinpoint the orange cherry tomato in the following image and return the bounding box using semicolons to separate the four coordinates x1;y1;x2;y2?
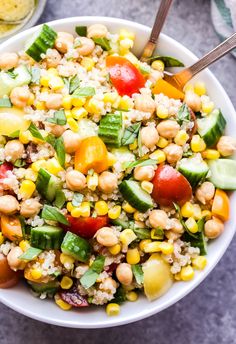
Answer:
0;253;20;288
152;79;185;100
74;136;109;174
212;189;230;222
1;215;23;241
106;56;146;97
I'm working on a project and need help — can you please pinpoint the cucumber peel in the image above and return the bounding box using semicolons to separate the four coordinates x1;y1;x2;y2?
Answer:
208;158;236;190
119;180;153;212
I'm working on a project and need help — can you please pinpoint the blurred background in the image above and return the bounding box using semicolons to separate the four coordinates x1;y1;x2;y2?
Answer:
0;0;236;343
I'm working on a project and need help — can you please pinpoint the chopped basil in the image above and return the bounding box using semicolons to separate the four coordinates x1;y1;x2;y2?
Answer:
19;247;42;261
93;37;111;51
123;158;157;170
45;133;57;147
28;123;45;141
151;227;164;240
177;103;191;125
31;67;41;84
148;55;184;67
14;159;26;167
72;192;84;207
132;264;144;285
54;190;66;209
183;218;207;255
8;130;20;138
133;227;151;240
41;205;69;225
112;286;126;304
0;97;12;108
80;255;105;289
173;202;198;239
62;77;70;91
138;129;142;157
75;26;87;37
47;110;67;125
182;150;193;158
72;86;95;98
55;137;65;168
7;69;18;79
69;75;80;94
121;122;141;145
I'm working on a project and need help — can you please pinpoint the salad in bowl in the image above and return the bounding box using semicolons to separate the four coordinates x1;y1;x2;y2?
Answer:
0;19;236;319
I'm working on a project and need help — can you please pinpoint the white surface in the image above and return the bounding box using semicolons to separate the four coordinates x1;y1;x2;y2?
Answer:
0;16;235;329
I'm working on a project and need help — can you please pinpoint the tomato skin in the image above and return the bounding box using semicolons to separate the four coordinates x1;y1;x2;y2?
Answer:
0;253;20;288
0;162;13;179
106;56;145;97
63;215;109;239
151;165;192;207
212;189;230;222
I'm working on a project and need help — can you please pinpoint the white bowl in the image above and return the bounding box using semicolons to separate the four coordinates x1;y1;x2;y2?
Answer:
0;16;236;329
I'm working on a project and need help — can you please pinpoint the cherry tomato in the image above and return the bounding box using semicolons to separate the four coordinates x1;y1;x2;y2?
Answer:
212;189;230;222
151;165;192;207
0;253;20;288
0;162;13;179
63;215;109;239
1;215;23;242
106;56;146;97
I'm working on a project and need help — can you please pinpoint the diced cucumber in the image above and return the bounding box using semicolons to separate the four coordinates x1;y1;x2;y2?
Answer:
25;24;57;62
28;281;59;294
77;119;98;139
36;168;62;202
30;225;64;250
111;218;130;229
208;158;236;190
111;147;135;171
197;109;226;147
0;65;31;97
177;156;209;187
98;113;124;147
119;180;153;212
61;232;91;262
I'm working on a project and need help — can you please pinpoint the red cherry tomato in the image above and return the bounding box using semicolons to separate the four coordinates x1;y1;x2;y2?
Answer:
63;215;109;239
0;162;13;179
151;165;192;207
106;56;146;97
0;253;20;288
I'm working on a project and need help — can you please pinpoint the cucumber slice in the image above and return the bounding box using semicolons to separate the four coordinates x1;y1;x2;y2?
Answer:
28;280;59;294
119;180;153;212
98;113;124;147
61;231;91;262
36;168;62;202
30;225;64;250
197;109;226;147
25;24;57;62
178;156;209;187
0;65;31;97
208;159;236;190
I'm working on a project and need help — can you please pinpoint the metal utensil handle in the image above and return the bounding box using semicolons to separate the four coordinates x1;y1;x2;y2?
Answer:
149;0;173;44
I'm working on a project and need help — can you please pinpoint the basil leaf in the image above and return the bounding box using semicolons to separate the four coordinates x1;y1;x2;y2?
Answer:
41;205;69;225
148;55;184;67
183;218;207;255
55;137;65;168
7;70;18;79
31;67;41;84
151;227;164;240
132;264;144;285
112;286;126;304
14;159;26;167
0;97;12;108
72;192;84;207
75;26;87;37
123;158;157;170
138;128;142;157
62;77;70;91
46;110;67;126
133;227;151;240
173;202;198;239
93;37;111;51
177;103;191;125
8;130;20;138
45;133;57;147
182;150;193;158
19;247;42;261
80;255;105;289
122;122;141;145
69;75;80;94
28;123;45;141
72;86;95;98
36;168;51;197
54;190;66;209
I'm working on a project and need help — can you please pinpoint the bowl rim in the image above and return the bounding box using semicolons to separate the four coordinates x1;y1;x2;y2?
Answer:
0;15;235;329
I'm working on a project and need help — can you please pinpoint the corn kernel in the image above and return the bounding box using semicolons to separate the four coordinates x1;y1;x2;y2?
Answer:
129;139;138;151
126;248;140;265
55;295;72;311
40;75;50;87
185;217;198;233
143;241;161;253
85;98;103;114
156;104;169;119
181;202;194;218
124;52;138;65
193;204;202;220
126;291;138;302
192;256;207;270
60;253;75;266
71;107;88;120
202;101;214;114
60;276;73;290
31;160;47;172
41;87;49;93
31;268;42;280
184;83;194;93
202;149;220;160
103;92;118;104
201;210;212;220
159;242;174;255
95;201;109;216
106;303;120;316
65;109;72;119
120;228;137;246
134;211;143;221
0;232;5;245
194;82;206;96
191;135;206;152
119;29;135;41
67;202;74;213
79;201;91;217
71;97;86;108
108;244;121;255
46;158;64;175
149;149;166;163
87;173;99;191
107;152;117;166
48;76;64;91
19;180;36;200
122;201;136;214
67;117;79;132
48;68;58;76
174;130;189;146
71;206;82;218
120;38;134;50
180;265;194;281
108;205;121;220
62;95;72;110
139;239;152;251
118;96;134;110
151;60;165;72
157;137;169;148
35;101;46;110
141;181;153;194
19;130;32;144
174;272;181;281
27;93;35;106
81;57;95;71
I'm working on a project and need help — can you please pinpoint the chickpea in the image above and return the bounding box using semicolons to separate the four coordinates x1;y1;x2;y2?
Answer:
58;61;78;77
0;52;18;70
141;126;159;149
0;195;19;215
134;95;156;114
45;93;62;110
165;230;181;241
163;143;183;164
184;91;201;112
204;217;224;239
62;130;81;153
87;24;108;38
100;277;117;291
217;136;236;157
134;165;155;181
195;182;215;205
20;198;42;218
4;140;24;162
76;37;95;56
10;87;31;108
55;32;74;53
45;123;66;137
156;120;180;139
96;227;118;247
46;49;62;68
66;170;86;191
149;209;168;229
7;246;26;271
169;218;184;234
116;263;133;286
98;171;118;194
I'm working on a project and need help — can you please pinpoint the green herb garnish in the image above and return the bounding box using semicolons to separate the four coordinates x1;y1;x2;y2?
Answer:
148;55;184;67
133;227;151;240
122;122;141;145
14;159;26;167
177;103;191;125
54;190;66;209
75;26;87;37
69;75;80;94
46;110;67;126
72;86;95;98
132;264;144;285
0;97;12;108
28;123;45;141
80;255;105;289
54;137;65;168
93;37;111;51
123;158;157;170
19;247;42;261
8;130;20;138
41;205;69;225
